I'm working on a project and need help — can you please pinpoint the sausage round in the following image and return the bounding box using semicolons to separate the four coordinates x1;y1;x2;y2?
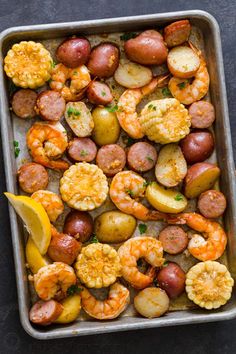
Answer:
197;190;226;218
67;138;97;162
47;231;82;265
87;81;113;105
29;300;63;326
35;90;66;122
158;226;188;254
127;142;157;172
96;144;126;176
189;101;215;129
17;162;49;194
163;20;191;47
12;89;37;119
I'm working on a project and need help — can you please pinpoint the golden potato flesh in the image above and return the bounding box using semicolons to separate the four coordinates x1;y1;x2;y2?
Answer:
134;287;169;318
54;294;81;324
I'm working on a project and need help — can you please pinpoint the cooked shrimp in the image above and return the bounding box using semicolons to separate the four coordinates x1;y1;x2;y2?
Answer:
117;76;168;139
34;262;76;301
169;212;227;261
118;237;165;289
168;43;210;105
109;171;167;221
31;190;64;222
80;282;130;320
50;63;91;101
26;122;69;170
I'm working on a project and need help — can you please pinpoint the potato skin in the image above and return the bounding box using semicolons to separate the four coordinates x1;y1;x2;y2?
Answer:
87;42;120;78
63;210;93;242
56;38;91;68
157;262;186;298
92;107;120;146
54;294;81;324
124;30;168;65
95;211;136;243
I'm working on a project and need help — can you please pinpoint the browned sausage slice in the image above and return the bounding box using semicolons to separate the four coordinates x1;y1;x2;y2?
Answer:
12;89;37;119
87;81;113;105
189;101;215;129
164;20;191;47
127;142;157;172
96;144;126;176
35;90;66;122
158;226;188;254
197;190;226;218
67;138;97;162
29;300;63;326
17;162;49;194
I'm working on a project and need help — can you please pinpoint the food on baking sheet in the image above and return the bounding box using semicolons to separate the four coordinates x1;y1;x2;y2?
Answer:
4;18;233;327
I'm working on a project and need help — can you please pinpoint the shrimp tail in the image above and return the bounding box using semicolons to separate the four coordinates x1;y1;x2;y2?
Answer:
144;210;168;221
167;213;187;224
46;159;69;170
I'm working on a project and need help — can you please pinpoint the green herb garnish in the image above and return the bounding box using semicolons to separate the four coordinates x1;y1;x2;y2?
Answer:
148;104;153;110
146;156;154;163
67;285;83;296
162;261;169;268
138;223;147;235
120;32;137;41
13;140;20;158
90;234;99;243
143;181;151;187
73;71;78;75
67;107;81;116
51;61;56;68
174;193;184;201
122;135;135;147
177;82;186;89
162;87;171;97
80;149;88;157
126;189;134;197
101;91;106;97
106;104;118;113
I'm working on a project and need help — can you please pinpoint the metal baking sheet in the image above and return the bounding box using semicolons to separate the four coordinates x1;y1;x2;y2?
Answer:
1;10;236;339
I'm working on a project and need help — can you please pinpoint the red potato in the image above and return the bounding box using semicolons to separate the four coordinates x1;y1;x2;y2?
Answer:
164;20;191;47
56;37;91;68
17;162;49;194
29;300;63;326
87;42;120;78
35;90;66;122
63;210;93;242
87;81;113;105
167;46;200;79
156;262;186;298
158;226;188;254
198;190;226;218
12;89;37;119
67;138;97;162
127;142;157;172
180;130;214;164
124;30;168;65
189;101;216;129
184;162;220;199
96;144;126;176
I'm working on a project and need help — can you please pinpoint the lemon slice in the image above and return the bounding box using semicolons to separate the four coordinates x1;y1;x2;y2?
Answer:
26;236;51;273
5;192;51;255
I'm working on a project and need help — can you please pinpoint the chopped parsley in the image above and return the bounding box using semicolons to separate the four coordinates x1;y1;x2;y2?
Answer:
120;32;137;41
126;189;134;197
51;61;56;68
146;156;154;163
148;103;156;111
138;223;147;235
80;149;88;157
73;71;78;75
162;87;171;97
67;285;83;296
121;135;135;147
177;82;186;89
67;106;81;116
162;260;169;268
90;234;99;243
143;181;151;188
174;193;184;201
13;140;20;158
101;90;106;97
106;104;118;113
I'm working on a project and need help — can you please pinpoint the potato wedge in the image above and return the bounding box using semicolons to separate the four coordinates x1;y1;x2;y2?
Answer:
146;182;187;214
184;162;220;199
26;236;50;274
95;211;136;243
114;59;152;89
65;101;94;137
155;143;187;187
167;46;200;79
54;294;81;324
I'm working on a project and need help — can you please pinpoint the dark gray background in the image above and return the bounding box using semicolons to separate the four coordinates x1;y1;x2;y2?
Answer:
0;0;235;353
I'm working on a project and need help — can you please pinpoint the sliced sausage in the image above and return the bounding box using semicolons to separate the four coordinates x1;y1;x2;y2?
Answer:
35;90;66;122
127;142;157;172
67;138;97;162
158;226;188;254
96;144;126;176
12;89;37;119
29;300;63;326
164;20;191;47
198;190;226;218
87;81;113;105
47;228;82;265
189;101;215;129
17;162;49;194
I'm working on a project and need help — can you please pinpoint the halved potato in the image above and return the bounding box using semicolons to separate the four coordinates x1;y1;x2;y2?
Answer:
26;236;50;274
155;143;187;187
54;294;81;324
114;59;152;88
184;162;220;199
146;182;187;213
65;101;94;137
167;46;200;79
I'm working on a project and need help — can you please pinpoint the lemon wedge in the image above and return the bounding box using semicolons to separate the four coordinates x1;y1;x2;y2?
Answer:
26;236;51;273
5;192;51;255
